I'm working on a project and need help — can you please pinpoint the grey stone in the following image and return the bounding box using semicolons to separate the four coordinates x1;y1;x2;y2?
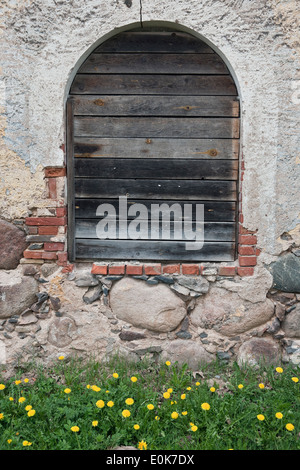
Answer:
177;276;209;294
48;316;78;347
110;277;186;333
237;337;281;366
268;253;300;293
83;285;102;304
161;339;214;369
0;220;28;270
0;270;38;319
75;273;99;287
153;275;174;285
175;330;192;339
282;304;300;338
119;330;146;341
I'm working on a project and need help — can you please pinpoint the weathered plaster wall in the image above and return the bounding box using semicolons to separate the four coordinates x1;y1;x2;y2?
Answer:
0;0;299;372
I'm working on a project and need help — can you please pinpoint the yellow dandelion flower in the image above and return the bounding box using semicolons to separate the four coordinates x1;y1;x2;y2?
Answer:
195;382;200;386
133;424;140;430
64;388;71;394
7;439;12;444
27;409;36;417
0;413;4;420
257;414;265;421
165;361;171;366
276;367;283;373
171;412;179;419
138;440;147;450
71;426;79;432
186;386;191;391
105;390;110;394
23;440;32;446
258;383;265;389
181;394;186;400
112;373;119;378
96;400;105;408
155;416;160;421
9;397;13;401
92;420;98;427
122;409;131;418
201;402;210;410
58;355;64;360
86;384;90;389
191;425;198;432
292;377;299;383
210;387;216;392
18;397;26;403
147;404;154;410
15;380;21;385
0;384;5;390
167;388;173;393
238;384;243;389
131;376;138;382
125;398;134;405
182;411;188;416
163;392;170;399
25;405;32;411
91;385;101;392
24;378;29;383
107;401;114;407
275;412;283;419
286;423;294;431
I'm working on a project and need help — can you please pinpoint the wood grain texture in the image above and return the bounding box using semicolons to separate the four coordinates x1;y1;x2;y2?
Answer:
73;95;239;117
73;137;239;160
74;178;237;201
74;157;238;180
74;116;239;139
70;74;237;96
75;239;235;261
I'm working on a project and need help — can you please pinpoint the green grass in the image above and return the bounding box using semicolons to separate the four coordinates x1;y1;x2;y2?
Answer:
0;355;299;450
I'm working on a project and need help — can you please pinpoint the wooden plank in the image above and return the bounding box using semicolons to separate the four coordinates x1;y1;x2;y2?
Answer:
79;53;228;74
75;178;237;201
70;74;237;96
73;95;239;117
73;137;239;160
75;239;235;261
66;98;75;262
94;32;215;54
75;199;237;222
75;219;236;242
74;117;239;139
74;158;238;180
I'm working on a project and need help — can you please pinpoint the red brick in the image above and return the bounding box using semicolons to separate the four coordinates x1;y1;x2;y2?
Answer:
91;264;108;275
238;245;256;255
26;217;67;226
238;234;257;245
48;178;57;199
238;256;257;267
109;265;125;275
239;225;256;235
256;248;261;256
237;267;254;277
44;242;65;252
27;226;38;235
23;250;44;259
126;265;143;275
218;266;236;276
42;252;57;260
182;264;200;275
38;226;58;235
162;264;180;274
56;207;67;217
61;264;74;273
144;264;161;275
44;167;66;178
57;252;68;263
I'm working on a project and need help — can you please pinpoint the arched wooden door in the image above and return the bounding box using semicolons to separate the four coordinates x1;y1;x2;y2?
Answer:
67;27;239;262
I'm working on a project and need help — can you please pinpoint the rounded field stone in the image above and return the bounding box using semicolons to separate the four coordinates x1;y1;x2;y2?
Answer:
0;220;28;269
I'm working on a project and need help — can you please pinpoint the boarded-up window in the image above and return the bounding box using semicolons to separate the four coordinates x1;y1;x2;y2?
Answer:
67;28;239;262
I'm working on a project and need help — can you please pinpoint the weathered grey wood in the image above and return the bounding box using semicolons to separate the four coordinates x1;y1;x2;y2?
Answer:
74;137;239;160
73;95;239;117
74;157;238;180
66;98;75;262
94;32;215;54
75;219;236;241
75;239;235;261
74;117;239;139
75;199;237;222
78;53;228;74
70;74;237;96
75;178;237;201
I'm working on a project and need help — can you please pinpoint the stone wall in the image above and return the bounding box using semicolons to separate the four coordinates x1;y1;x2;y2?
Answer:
0;0;300;372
